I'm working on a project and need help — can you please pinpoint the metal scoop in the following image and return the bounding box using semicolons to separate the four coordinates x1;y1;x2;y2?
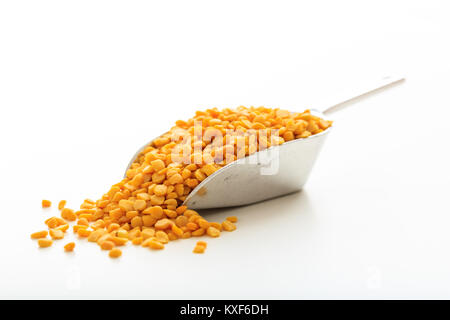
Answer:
126;76;404;209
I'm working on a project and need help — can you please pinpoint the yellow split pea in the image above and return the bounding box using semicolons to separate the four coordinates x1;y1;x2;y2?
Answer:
35;107;331;258
42;200;51;208
64;242;75;252
193;241;207;254
31;230;48;239
109;248;122;258
38;239;53;248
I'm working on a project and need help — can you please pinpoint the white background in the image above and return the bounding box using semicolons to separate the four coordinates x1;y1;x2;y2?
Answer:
1;0;449;299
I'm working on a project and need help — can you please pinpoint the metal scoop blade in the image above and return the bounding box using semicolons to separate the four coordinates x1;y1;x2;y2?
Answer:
126;76;404;209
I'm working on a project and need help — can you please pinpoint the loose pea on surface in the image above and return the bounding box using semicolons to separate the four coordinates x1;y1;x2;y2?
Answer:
77;228;92;237
73;225;88;233
147;238;165;250
209;222;222;231
222;220;236;232
31;230;48;239
38;238;53;248
111;236;128;246
197;241;207;248
42;200;51;208
155;231;169;244
142;228;155;239
61;208;77;221
192;228;205;237
101;240;115;250
206;227;221;238
109;248;122;258
46;217;61;229
49;228;64;240
193;243;206;254
58;200;67;210
64;242;75;252
56;224;69;232
77;217;89;226
132;237;143;245
88;229;107;242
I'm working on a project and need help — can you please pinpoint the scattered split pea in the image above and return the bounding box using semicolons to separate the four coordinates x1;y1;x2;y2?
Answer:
109;248;122;258
49;228;64;240
38;238;53;248
147;238;165;250
206;227;220;238
101;240;115;250
31;230;48;239
64;242;75;252
193;241;207;254
42;200;51;208
222;220;236;232
61;208;76;221
58;200;67;210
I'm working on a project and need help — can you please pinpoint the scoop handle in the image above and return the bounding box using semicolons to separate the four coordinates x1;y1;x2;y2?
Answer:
321;75;405;115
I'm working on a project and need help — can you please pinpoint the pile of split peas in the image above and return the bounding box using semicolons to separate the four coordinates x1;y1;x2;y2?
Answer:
31;106;332;258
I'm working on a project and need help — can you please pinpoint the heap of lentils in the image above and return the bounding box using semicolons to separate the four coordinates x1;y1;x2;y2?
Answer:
32;106;332;258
